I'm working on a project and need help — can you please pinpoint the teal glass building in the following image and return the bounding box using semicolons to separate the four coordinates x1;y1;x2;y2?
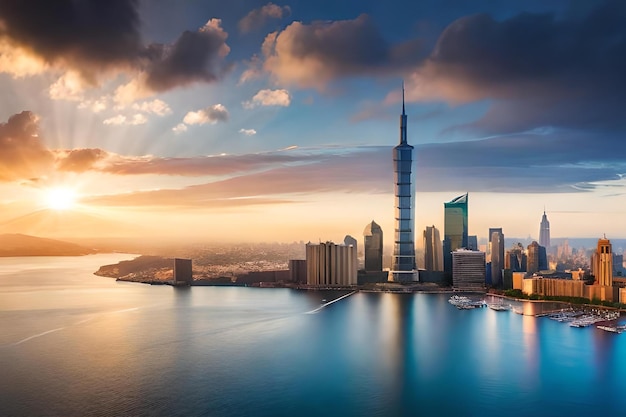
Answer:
443;193;468;275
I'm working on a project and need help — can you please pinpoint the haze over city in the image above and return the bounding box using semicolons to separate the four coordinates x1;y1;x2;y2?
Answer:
1;0;625;244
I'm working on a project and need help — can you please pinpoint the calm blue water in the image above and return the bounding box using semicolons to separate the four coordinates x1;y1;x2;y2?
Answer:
1;254;625;417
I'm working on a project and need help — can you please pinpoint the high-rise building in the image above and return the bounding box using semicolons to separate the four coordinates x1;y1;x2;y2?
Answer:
452;249;485;289
364;220;383;272
390;86;417;282
443;193;468;275
423;225;443;271
344;235;357;249
527;241;540;275
174;258;193;285
306;241;357;286
538;246;548;271
489;228;504;286
539;210;550;249
593;237;613;287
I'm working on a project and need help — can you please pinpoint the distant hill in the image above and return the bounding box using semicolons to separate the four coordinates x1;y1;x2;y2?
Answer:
0;234;96;256
0;209;141;239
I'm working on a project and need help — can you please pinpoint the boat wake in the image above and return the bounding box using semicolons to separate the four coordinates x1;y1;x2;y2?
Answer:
305;291;357;314
11;327;65;346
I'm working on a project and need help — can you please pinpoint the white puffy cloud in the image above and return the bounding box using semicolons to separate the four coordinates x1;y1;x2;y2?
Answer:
239;128;257;136
103;114;147;126
182;104;229;125
243;89;290;108
132;99;172;116
49;72;88;101
78;97;108;113
103;115;127;125
172;123;188;134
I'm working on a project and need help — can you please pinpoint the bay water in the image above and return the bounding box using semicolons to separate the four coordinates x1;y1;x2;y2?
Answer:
1;254;625;416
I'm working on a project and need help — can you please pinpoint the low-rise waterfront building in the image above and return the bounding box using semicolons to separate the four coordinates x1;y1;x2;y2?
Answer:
452;249;485;290
522;276;584;298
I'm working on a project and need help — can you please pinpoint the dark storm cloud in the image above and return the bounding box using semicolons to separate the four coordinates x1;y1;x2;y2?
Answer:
0;111;53;181
0;1;231;93
0;0;141;78
262;14;424;89
408;0;626;134
143;19;231;92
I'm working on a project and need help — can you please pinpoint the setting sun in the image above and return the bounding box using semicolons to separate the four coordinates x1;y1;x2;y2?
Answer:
44;188;78;211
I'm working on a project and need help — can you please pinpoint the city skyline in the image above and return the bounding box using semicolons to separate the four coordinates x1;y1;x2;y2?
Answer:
1;1;626;244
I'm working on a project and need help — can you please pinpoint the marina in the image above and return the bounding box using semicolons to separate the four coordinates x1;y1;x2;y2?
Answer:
449;296;624;331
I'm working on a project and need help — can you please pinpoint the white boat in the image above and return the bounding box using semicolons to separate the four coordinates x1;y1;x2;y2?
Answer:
488;303;511;311
597;325;624;333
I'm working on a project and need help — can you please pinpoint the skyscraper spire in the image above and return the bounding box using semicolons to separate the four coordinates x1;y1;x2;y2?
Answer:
402;81;405;115
399;82;407;145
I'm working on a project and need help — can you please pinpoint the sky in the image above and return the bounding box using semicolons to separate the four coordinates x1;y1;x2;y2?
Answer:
0;0;625;245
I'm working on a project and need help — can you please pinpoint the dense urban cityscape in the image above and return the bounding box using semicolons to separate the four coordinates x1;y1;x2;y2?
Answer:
2;1;626;416
93;91;626;311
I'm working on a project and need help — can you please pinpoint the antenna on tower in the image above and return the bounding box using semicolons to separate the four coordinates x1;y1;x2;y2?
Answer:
402;80;405;115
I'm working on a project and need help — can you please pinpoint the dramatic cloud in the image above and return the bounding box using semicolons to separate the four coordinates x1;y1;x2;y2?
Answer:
0;0;142;79
262;14;423;89
243;89;290;108
239;3;291;33
141;19;231;93
403;1;626;134
182;104;229;125
0;111;53;181
0;3;231;100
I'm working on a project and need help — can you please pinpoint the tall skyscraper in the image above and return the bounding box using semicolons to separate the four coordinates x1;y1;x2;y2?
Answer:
391;86;417;282
364;220;383;272
443;193;468;275
489;228;504;286
593;237;613;287
539;210;550;249
423;225;443;271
